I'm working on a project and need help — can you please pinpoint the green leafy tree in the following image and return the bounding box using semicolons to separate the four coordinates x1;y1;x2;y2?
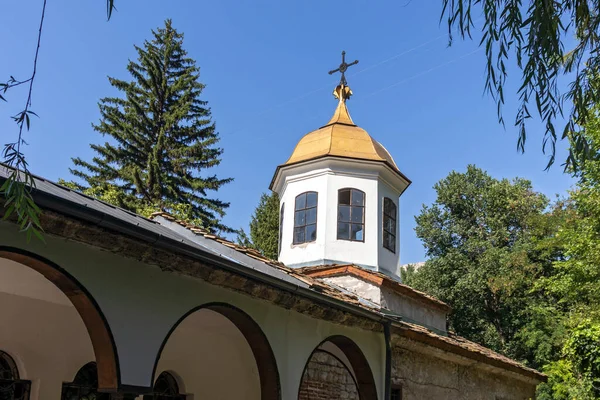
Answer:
545;110;600;311
407;165;564;366
237;192;279;259
442;1;600;169
537;106;600;399
67;20;232;232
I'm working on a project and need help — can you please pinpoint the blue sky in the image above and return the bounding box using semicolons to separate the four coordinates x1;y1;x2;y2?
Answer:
1;1;573;263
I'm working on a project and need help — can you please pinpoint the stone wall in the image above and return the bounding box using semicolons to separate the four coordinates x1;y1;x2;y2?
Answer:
298;350;359;400
391;341;537;400
297;337;538;400
381;286;447;332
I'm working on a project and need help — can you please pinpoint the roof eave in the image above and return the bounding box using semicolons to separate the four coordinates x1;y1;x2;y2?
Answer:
269;155;412;193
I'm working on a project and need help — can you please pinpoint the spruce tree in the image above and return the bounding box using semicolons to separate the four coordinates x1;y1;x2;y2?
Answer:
237;192;279;259
69;20;232;232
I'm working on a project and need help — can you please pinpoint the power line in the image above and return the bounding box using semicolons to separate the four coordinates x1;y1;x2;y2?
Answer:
361;48;483;99
249;47;483;141
224;34;447;136
347;34;445;78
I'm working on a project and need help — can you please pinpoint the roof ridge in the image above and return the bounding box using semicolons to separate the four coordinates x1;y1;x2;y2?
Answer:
297;263;451;311
149;211;289;269
0;163;159;224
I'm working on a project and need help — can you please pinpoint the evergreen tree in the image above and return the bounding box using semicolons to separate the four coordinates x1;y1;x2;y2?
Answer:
237;192;279;259
69;19;232;232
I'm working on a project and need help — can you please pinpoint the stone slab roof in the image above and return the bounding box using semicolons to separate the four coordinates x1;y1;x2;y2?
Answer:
297;264;451;312
0;165;545;382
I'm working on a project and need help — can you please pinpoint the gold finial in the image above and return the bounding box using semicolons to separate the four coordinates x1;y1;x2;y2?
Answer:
328;51;359;102
333;85;353;102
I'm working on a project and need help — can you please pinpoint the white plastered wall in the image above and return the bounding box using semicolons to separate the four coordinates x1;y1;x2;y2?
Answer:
276;158;404;273
322;171;379;268
0;259;95;399
321;275;381;304
0;221;385;399
151;309;261;400
278;168;330;266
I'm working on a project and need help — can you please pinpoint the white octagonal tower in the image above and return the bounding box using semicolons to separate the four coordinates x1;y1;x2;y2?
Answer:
270;83;411;277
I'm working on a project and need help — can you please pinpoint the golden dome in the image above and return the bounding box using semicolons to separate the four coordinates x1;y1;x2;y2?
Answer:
283;85;401;173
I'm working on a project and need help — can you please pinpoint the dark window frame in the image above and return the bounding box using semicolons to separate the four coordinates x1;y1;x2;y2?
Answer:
337;188;366;242
143;371;186;400
61;362;109;400
293;191;318;245
383;197;397;253
278;202;285;255
0;350;30;400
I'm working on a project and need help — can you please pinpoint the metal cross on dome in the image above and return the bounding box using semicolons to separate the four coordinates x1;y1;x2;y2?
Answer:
328;51;359;86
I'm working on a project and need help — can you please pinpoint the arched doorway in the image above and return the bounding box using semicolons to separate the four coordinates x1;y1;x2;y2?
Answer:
152;303;280;400
298;336;377;400
0;247;119;396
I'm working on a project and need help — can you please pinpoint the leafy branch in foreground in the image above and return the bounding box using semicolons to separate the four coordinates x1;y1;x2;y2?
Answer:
1;0;47;240
1;0;116;239
441;0;600;170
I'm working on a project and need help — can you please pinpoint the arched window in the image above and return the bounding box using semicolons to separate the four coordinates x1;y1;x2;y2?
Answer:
337;188;365;242
61;362;109;400
278;203;285;255
294;192;318;244
144;372;186;400
383;198;397;253
0;351;30;400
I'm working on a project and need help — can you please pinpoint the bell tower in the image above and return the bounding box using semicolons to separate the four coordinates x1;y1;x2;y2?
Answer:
270;52;411;277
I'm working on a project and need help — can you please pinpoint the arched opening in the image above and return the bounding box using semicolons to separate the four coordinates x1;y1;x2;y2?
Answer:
0;247;119;397
298;336;377;400
61;362;110;400
143;371;186;400
152;303;280;400
0;350;31;400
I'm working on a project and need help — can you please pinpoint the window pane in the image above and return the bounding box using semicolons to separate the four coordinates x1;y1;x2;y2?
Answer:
294;210;305;226
295;193;306;210
351;206;363;223
384;216;395;232
339;189;351;205
351;224;364;241
389;203;396;218
279;204;284;255
337;222;350;240
384;231;396;252
384;198;392;215
338;205;351;222
306;192;318;208
305;224;317;242
351;190;364;206
306;207;317;224
294;227;305;244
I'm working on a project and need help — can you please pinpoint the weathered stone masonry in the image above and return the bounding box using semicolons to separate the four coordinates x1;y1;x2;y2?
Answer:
298;350;359;400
